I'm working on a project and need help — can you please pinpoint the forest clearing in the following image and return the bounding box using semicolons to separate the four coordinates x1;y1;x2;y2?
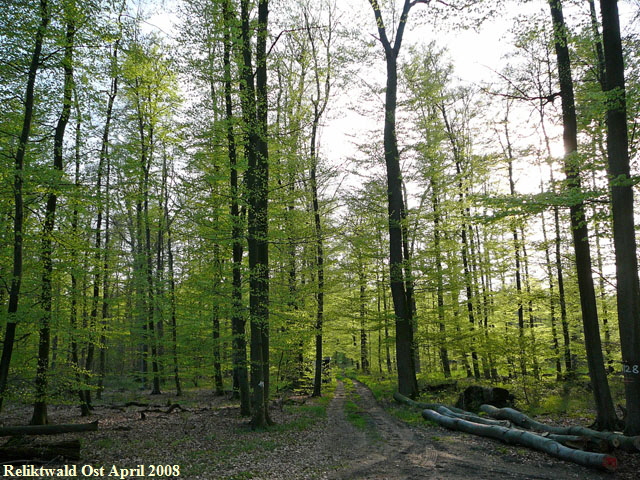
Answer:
3;0;640;477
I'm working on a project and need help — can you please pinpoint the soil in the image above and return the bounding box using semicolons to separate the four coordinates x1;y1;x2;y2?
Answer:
1;380;638;479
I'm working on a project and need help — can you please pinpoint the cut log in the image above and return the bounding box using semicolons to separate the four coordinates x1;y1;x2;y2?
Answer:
0;421;98;437
422;409;617;471
0;439;80;461
540;433;610;453
480;404;640;452
394;392;506;426
435;406;511;428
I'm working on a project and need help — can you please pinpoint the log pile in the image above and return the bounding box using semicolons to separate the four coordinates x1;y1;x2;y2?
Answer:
394;391;640;472
0;439;80;462
0;421;97;464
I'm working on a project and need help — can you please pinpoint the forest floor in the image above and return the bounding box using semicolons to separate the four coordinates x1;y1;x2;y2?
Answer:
1;378;639;479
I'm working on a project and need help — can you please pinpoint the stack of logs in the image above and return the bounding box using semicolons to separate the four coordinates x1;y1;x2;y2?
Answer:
0;421;98;463
394;391;640;472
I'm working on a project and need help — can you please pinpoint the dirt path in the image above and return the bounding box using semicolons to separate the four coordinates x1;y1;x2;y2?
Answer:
2;381;633;479
324;379;612;480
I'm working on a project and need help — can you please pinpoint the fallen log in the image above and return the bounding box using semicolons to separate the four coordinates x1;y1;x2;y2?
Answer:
540;433;610;453
422;409;617;471
480;404;640;452
394;392;507;426
435;406;511;428
140;404;186;415
0;421;98;437
0;439;81;461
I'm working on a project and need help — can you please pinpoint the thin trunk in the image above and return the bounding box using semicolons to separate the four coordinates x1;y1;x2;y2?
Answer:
359;264;370;373
431;177;451;378
166;194;181;396
520;226;541;380
32;8;74;425
70;92;89;414
503;117;527;379
305;6;330;397
223;0;250;415
0;0;49;414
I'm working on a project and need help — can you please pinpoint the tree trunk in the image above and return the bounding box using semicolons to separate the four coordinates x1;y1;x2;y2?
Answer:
0;441;81;463
367;0;423;398
431;176;451;378
599;0;640;436
0;0;50;414
222;0;250;415
32;8;74;425
548;0;617;430
240;0;271;428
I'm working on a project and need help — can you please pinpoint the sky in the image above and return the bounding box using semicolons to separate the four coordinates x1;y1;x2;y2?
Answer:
140;0;638;199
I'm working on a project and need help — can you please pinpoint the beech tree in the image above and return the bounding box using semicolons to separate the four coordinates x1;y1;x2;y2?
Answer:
548;0;617;430
0;0;50;413
599;0;640;435
366;0;426;399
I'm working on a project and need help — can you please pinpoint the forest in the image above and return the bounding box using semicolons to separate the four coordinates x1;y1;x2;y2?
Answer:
1;0;640;477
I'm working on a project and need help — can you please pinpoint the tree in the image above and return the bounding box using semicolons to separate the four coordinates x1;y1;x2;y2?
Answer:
599;0;640;435
239;0;271;428
548;0;617;430
366;0;426;398
31;0;77;426
0;0;51;413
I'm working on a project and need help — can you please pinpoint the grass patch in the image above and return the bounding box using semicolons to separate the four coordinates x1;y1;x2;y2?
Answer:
223;472;256;480
387;404;424;426
344;399;368;430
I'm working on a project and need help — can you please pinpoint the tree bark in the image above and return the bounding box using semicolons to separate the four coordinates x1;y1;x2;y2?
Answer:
0;0;50;414
431;176;451;378
548;0;617;430
599;0;640;436
32;6;75;425
481;404;640;451
423;409;617;471
367;0;423;398
0;440;81;462
240;0;271;428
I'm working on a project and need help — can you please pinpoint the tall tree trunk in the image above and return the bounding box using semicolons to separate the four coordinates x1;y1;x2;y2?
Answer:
431;176;451;378
548;0;618;430
213;244;224;396
222;0;250;415
240;0;271;428
540;198;563;381
166;209;181;396
599;0;640;435
31;7;74;425
305;5;331;397
70;93;90;414
359;264;370;373
367;0;421;398
0;0;50;414
501;113;528;379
